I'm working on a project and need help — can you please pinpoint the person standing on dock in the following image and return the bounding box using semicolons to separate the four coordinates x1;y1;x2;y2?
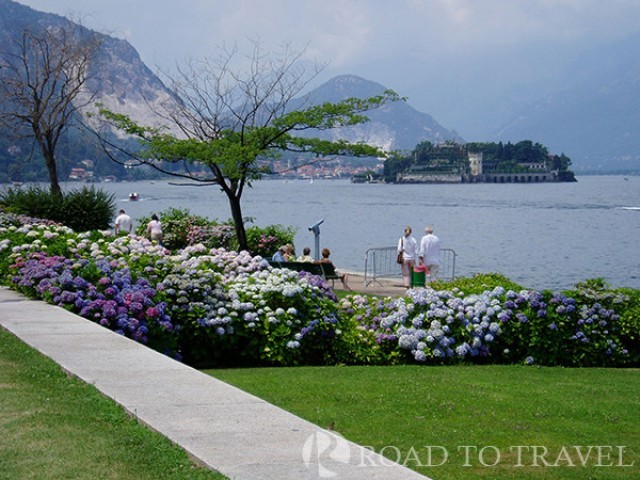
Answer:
419;226;441;281
398;226;417;288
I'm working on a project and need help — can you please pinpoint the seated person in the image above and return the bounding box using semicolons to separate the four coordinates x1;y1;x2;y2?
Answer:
317;247;352;291
297;247;314;262
272;246;287;262
284;243;296;261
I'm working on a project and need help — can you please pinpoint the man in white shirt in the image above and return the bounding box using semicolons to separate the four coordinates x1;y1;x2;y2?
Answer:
114;209;133;235
419;226;440;280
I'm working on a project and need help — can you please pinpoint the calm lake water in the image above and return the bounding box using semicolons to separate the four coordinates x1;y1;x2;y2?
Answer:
73;175;639;291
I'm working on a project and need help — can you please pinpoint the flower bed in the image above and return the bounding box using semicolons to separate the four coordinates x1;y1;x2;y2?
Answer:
1;209;639;368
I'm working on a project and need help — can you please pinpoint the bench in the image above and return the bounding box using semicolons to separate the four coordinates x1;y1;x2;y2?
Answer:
318;262;341;283
267;260;342;285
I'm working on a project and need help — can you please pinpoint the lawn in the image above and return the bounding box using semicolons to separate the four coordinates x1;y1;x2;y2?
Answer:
2;319;638;480
210;364;640;480
0;327;226;480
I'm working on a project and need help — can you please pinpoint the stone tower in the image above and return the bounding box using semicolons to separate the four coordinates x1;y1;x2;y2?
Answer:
468;152;483;176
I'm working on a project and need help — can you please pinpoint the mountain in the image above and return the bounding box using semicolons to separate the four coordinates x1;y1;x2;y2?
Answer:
0;0;181;181
291;75;462;151
494;33;640;172
0;0;178;134
1;0;460;170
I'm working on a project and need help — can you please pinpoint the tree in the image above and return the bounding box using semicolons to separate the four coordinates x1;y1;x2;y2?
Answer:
99;43;399;251
0;24;100;197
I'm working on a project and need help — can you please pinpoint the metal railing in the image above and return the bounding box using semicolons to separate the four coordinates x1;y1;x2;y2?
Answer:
364;247;457;286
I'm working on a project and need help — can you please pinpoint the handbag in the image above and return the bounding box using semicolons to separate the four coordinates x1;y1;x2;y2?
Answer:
397;237;404;264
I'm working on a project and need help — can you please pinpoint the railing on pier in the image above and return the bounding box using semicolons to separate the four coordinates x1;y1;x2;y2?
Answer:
364;247;457;286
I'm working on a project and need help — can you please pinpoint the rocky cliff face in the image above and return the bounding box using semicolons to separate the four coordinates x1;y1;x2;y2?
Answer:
292;75;463;152
82;34;179;132
0;0;179;134
1;0;459;153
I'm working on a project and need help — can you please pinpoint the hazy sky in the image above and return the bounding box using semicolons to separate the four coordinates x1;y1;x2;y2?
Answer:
13;0;640;138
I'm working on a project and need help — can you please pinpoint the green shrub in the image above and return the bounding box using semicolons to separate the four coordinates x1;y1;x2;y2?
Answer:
245;224;296;258
0;186;59;219
136;208;218;250
438;272;525;294
0;186;114;232
135;208;296;256
61;187;115;231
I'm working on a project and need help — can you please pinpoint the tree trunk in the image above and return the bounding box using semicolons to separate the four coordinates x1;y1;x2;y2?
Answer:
227;192;248;252
42;145;63;199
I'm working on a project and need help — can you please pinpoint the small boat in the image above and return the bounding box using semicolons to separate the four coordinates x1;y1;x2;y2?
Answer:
129;192;139;201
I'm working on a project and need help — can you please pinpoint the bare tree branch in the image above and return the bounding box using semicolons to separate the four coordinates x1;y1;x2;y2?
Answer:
0;22;101;196
97;41;396;251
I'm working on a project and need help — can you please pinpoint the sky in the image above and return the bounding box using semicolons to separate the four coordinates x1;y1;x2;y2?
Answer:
13;0;640;140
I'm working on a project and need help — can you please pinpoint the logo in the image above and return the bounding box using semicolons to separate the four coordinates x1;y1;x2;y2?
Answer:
302;430;352;478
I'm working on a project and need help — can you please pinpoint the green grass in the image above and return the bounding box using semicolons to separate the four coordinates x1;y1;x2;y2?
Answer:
4;318;639;480
0;328;226;480
209;364;640;480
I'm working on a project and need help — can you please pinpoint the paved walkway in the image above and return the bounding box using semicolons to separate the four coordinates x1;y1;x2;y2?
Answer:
0;287;429;480
336;272;409;297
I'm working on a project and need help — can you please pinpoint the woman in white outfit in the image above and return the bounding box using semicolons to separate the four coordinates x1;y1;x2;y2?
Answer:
146;214;163;244
398;226;417;288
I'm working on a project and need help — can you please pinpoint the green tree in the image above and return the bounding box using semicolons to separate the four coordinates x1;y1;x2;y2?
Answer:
550;153;572;171
413;141;434;163
99;43;399;251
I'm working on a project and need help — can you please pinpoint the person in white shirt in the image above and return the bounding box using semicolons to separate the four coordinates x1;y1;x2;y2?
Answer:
297;247;314;262
114;209;132;235
398;226;418;288
146;214;163;244
419;225;441;280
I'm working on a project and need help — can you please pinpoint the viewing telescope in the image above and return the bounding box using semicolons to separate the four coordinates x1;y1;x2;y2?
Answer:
308;219;325;260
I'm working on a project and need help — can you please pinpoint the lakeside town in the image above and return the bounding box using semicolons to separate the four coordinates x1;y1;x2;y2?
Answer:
62;141;576;185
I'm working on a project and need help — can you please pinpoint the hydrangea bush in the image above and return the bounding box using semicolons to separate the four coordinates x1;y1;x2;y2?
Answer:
1;209;639;368
134;208;296;256
336;280;639;366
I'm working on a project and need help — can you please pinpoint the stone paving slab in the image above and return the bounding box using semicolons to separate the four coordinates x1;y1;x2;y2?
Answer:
0;287;431;480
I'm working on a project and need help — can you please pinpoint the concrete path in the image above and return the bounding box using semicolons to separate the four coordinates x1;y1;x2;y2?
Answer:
0;287;430;480
344;272;408;297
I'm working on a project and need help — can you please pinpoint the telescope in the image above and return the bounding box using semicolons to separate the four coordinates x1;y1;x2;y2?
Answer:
308;219;324;260
308;218;324;235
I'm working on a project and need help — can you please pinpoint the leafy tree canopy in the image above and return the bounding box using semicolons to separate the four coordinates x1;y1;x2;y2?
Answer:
97;41;400;251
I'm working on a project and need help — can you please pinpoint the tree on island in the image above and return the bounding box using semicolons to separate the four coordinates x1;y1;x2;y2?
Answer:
384;140;575;182
0;23;101;197
98;42;399;251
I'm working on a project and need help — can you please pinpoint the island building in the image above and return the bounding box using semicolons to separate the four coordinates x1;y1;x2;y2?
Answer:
396;151;572;184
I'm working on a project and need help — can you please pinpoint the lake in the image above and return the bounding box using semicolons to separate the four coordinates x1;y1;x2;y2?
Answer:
80;175;639;291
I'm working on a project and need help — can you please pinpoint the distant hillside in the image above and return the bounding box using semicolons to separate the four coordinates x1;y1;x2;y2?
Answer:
0;0;179;182
0;0;178;128
1;1;459;184
291;75;463;152
494;33;640;172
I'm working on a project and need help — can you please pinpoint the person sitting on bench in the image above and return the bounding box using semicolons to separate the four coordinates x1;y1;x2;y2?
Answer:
297;247;314;262
272;246;287;262
317;248;352;291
